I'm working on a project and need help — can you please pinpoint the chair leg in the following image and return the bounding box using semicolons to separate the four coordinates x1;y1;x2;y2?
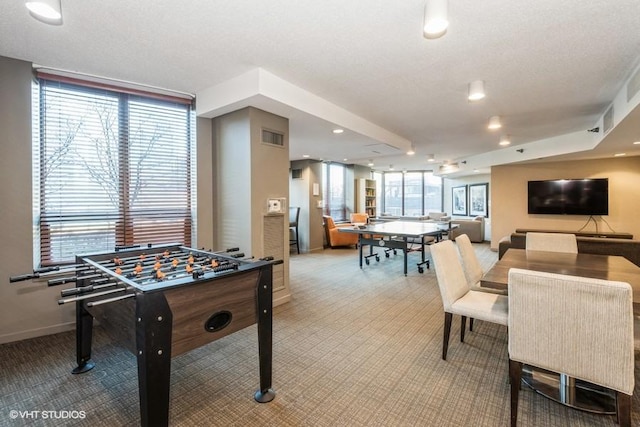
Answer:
469;318;474;332
442;312;453;360
509;359;523;427
460;316;467;342
296;227;300;254
616;392;631;427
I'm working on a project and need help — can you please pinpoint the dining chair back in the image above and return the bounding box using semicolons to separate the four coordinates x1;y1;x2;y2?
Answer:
525;232;577;253
455;233;483;285
507;268;634;427
431;240;508;360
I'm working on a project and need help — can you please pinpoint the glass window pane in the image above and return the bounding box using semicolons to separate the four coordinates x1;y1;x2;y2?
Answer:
403;172;423;216
424;172;443;213
383;172;403;216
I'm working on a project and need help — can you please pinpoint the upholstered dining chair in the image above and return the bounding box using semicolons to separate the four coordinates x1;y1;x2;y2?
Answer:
289;207;300;254
525;232;577;253
455;233;507;332
430;240;508;360
507;268;634;427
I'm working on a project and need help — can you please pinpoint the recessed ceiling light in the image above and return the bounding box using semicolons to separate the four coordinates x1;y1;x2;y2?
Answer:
499;135;511;146
468;80;485;101
633;141;640;145
614;153;626;157
343;158;348;161
487;116;502;130
423;0;449;39
25;0;63;25
332;128;344;134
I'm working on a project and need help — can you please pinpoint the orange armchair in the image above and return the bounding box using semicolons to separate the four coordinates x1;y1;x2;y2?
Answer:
323;216;359;248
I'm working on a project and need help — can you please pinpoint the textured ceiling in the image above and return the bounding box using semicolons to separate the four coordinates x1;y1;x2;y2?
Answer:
2;0;640;174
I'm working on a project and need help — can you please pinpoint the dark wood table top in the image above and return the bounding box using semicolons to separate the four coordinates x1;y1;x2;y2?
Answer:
481;248;640;304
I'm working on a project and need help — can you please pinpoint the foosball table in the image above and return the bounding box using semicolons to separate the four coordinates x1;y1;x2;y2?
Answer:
11;243;278;427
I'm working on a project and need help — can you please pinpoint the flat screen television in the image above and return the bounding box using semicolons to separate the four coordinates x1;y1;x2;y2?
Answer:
527;178;608;215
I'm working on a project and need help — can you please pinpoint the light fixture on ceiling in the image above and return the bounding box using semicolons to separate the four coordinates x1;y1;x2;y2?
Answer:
367;159;374;167
302;154;310;158
407;144;416;155
487;115;502;130
426;154;435;162
25;0;62;25
468;80;485;101
423;0;448;39
499;135;511;146
389;164;394;171
633;141;640;145
332;128;344;134
438;162;459;174
614;153;627;157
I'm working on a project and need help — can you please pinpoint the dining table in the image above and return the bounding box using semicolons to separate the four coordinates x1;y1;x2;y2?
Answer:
481;248;640;415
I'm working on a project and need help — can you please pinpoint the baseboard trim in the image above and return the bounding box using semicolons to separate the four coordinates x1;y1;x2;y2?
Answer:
0;322;75;345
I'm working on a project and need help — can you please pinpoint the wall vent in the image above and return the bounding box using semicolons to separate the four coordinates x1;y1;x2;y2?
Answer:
262;129;284;147
291;168;302;179
602;105;614;134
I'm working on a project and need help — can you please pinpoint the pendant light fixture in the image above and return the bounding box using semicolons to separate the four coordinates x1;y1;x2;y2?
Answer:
468;80;485;101
423;0;448;39
25;0;62;25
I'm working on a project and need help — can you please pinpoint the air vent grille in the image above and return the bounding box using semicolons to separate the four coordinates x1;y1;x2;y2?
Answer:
262;129;284;147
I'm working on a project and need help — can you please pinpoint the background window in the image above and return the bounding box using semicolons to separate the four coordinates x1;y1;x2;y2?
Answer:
33;78;196;265
381;171;442;216
322;163;347;221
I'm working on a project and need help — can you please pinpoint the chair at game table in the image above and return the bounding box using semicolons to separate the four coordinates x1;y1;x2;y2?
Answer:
323;216;358;248
430;240;508;360
455;233;507;332
507;268;633;427
289;207;300;254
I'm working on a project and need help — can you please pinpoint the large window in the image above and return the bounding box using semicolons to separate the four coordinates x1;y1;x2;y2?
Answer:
322;162;347;220
381;171;442;216
33;77;196;265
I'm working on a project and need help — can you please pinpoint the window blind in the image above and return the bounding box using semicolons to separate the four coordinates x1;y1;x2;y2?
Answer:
34;78;195;265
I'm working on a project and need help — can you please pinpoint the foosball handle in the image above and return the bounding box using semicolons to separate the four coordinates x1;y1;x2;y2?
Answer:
9;273;39;283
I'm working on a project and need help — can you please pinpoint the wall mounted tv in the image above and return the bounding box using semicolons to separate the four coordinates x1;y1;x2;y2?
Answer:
527;178;609;215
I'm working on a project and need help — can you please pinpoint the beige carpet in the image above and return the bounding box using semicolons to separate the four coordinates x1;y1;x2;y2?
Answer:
0;243;637;426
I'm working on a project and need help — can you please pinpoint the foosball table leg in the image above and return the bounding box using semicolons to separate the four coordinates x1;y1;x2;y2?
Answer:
135;292;173;427
72;300;95;374
254;265;275;403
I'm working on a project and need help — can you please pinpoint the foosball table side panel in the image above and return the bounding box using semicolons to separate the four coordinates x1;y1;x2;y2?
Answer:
86;297;137;354
164;270;260;356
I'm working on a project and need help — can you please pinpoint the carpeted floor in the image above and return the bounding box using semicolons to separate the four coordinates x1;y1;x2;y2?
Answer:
0;243;637;426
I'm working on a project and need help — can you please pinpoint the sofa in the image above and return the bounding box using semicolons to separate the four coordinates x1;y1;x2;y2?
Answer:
450;216;485;243
323;216;359;248
499;229;640;267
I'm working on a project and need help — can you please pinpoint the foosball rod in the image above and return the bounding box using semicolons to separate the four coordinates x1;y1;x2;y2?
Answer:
60;281;119;297
58;287;127;305
86;293;135;307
